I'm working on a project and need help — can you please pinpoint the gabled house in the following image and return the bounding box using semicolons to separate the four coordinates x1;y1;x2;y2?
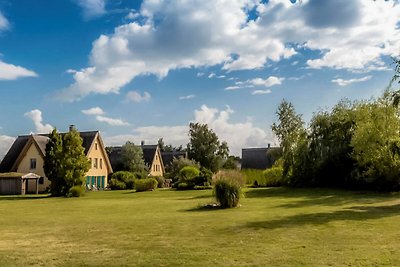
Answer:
241;145;282;170
107;143;165;177
0;127;112;193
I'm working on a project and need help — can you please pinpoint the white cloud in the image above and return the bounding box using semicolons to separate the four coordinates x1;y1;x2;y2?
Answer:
104;105;273;156
58;0;400;101
331;75;372;86
208;73;216;79
248;76;284;87
225;86;241;91
126;91;151;103
81;106;105;115
179;94;196;100
0;135;15;161
125;11;139;20
24;109;54;133
252;89;272;95
0;60;37;80
0;11;9;31
75;0;106;19
82;106;129;126
95;115;129;126
331;76;372;86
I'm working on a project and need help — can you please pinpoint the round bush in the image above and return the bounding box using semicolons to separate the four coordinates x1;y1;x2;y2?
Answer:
213;180;241;208
263;166;284;187
135;178;158;192
68;185;85;197
109;178;127;190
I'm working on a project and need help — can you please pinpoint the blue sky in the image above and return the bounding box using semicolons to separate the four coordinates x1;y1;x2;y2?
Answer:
0;0;399;157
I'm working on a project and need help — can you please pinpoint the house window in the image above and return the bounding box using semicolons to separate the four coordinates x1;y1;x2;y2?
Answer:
95;143;98;150
30;158;36;170
94;158;98;169
100;158;103;169
39;177;44;184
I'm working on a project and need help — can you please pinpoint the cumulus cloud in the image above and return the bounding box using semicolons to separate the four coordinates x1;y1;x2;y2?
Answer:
82;106;129;126
75;0;106;19
331;75;372;87
24;109;54;133
58;0;400;101
0;11;9;31
104;105;273;156
0;60;37;80
0;135;15;160
252;89;272;95
248;76;283;87
81;106;105;115
126;91;151;103
179;94;196;100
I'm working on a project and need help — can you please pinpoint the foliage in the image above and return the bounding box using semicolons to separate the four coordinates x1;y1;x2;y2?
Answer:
154;176;165;188
135;178;158;192
213;171;244;208
222;156;239;169
175;166;201;190
263;166;284;187
121;141;148;174
68;185;85;197
44;128;90;197
242;169;266;186
271;100;305;179
110;171;136;190
187;122;229;172
165;156;199;182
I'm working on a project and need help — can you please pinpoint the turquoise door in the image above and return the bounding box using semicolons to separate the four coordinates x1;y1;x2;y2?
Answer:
86;176;90;185
101;176;105;188
91;176;95;187
97;176;101;189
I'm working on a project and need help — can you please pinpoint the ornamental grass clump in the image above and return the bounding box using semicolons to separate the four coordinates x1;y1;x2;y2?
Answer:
213;170;244;208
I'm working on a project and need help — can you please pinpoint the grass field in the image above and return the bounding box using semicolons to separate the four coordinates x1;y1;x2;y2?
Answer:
0;187;400;266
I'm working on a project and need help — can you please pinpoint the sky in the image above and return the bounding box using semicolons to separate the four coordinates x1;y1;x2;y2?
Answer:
0;0;400;158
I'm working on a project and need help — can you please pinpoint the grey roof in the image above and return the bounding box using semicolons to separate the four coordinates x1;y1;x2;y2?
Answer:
241;147;282;170
106;145;159;170
142;145;158;167
0;131;98;173
161;151;187;167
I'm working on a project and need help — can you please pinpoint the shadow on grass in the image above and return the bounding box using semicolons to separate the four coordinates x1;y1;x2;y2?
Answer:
241;203;400;230
0;194;51;201
177;194;213;201
245;187;397;208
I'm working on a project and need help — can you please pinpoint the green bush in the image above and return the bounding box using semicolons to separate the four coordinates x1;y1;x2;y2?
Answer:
110;171;136;190
242;169;266;186
135;178;158;192
213;170;244;208
165;157;200;183
213;180;241;208
68;185;85;197
175;166;201;190
154;176;165;188
263;166;284;187
109;178;127;190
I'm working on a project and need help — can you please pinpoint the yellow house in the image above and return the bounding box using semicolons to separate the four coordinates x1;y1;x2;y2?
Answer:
0;130;112;193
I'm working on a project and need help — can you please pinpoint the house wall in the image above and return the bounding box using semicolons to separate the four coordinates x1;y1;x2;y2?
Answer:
16;143;50;193
86;135;110;188
149;148;164;177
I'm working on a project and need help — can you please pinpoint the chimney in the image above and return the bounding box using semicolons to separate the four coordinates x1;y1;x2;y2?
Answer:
267;143;271;148
141;140;145;147
69;125;76;132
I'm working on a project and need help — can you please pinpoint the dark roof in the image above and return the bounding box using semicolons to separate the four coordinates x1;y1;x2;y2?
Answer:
0;131;98;173
241;147;282;170
142;145;158;167
161;151;187;166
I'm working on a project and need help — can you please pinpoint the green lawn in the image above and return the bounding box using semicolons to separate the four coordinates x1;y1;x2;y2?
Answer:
0;187;400;266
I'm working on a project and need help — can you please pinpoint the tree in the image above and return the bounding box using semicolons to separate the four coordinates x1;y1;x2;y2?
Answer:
390;57;400;107
44;128;90;196
121;141;148;175
157;137;184;152
187;122;229;172
44;128;65;196
61;128;91;195
271;100;306;180
165;156;199;182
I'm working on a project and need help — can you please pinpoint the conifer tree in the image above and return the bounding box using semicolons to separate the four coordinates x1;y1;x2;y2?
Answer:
44;128;65;196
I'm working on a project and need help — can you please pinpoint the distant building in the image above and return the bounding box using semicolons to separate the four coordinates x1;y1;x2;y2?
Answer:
241;144;282;170
0;126;112;193
107;142;165;177
160;150;188;167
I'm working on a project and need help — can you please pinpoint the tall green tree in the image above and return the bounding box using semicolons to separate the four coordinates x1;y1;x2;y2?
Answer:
271;100;306;181
44;128;90;196
187;123;229;172
44;128;65;196
121;141;148;175
390;57;400;107
60;129;90;195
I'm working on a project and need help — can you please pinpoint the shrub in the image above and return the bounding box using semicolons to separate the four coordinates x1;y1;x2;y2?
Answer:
213;170;244;208
213;180;241;208
109;178;127;190
242;169;266;186
263;166;284;187
165;157;200;182
154;176;165;188
110;171;136;190
175;166;201;190
68;185;85;197
135;178;158;192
